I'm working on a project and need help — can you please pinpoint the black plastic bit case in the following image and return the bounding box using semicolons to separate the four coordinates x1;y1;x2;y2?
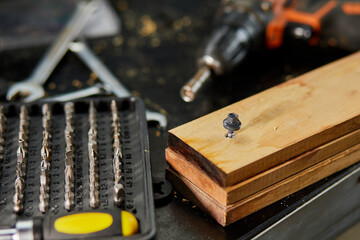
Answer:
0;97;156;240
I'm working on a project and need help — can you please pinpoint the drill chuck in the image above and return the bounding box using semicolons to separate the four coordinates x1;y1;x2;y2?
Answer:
181;0;267;102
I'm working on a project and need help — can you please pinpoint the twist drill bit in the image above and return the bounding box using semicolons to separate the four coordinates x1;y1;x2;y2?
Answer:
39;186;49;213
64;102;75;210
16;142;26;179
88;130;98;153
13;178;25;213
113;148;123;183
0;106;5;132
64;166;74;188
0;106;6;177
0;106;5;137
113;183;125;207
39;104;52;213
13;106;29;213
111;101;121;134
14;176;25;195
40;171;49;188
111;100;117;119
39;172;50;212
65;151;75;168
41;145;50;163
42;104;52;130
88;102;99;208
111;100;124;206
65;102;75;116
64;192;75;211
89;101;97;128
18;106;29;149
113;132;121;149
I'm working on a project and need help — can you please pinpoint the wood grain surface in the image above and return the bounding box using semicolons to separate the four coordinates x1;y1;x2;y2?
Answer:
167;142;360;226
166;128;360;205
168;51;360;187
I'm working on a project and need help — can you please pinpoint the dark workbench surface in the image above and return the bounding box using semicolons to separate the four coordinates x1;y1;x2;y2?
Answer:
0;0;354;239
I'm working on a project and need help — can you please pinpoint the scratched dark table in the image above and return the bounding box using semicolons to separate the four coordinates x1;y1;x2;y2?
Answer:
0;0;354;239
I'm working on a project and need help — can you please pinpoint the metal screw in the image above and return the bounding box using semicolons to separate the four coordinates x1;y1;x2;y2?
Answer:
223;113;241;138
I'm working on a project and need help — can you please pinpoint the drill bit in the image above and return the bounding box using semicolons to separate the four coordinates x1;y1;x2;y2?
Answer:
13;106;29;213
88;101;99;208
39;104;52;213
13;178;25;213
111;100;124;206
113;148;123;183
0;106;6;177
64;166;74;188
113;183;125;207
42;104;52;132
0;106;5;133
64;102;75;210
181;66;212;102
64;192;75;211
113;132;121;149
89;101;97;128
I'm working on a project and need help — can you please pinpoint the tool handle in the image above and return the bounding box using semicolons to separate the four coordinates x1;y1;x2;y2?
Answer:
266;0;360;51
45;211;138;239
27;1;98;85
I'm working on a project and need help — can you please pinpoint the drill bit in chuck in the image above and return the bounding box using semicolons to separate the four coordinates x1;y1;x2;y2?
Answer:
181;66;211;102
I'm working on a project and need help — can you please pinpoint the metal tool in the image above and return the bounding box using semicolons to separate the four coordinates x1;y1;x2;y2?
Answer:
181;0;360;102
42;41;167;128
69;42;131;98
6;0;99;102
111;100;125;206
13;106;30;213
44;83;111;102
68;41;168;129
6;0;167;128
0;99;155;239
223;113;241;138
88;101;100;208
64;102;75;211
39;104;52;213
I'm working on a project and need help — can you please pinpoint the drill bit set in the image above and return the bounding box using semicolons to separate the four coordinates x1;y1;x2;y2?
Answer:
0;98;155;239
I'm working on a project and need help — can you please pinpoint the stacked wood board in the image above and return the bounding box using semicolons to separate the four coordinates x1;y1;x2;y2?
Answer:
166;52;360;226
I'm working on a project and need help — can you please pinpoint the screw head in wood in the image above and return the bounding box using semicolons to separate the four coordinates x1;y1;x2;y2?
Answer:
223;113;241;138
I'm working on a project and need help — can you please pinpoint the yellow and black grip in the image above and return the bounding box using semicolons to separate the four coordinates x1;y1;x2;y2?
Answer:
44;210;139;239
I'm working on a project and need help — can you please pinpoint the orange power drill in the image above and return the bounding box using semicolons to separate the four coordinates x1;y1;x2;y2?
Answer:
180;0;360;102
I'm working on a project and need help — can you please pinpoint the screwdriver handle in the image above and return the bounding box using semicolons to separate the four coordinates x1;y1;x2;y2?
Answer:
45;210;138;239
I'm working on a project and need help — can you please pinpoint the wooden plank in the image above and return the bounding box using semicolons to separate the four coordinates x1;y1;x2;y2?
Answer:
166;129;360;205
167;143;360;226
168;52;360;187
